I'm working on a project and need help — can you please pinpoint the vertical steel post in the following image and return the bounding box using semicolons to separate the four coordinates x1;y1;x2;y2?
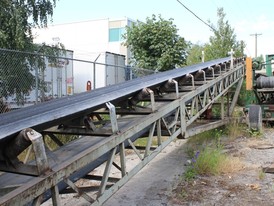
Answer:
119;142;126;177
51;185;61;206
157;119;162;146
221;96;224;120
180;102;186;137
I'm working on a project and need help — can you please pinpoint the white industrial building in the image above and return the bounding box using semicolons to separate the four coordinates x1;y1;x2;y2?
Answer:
33;17;134;93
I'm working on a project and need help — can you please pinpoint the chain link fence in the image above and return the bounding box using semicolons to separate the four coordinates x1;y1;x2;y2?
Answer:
0;48;157;113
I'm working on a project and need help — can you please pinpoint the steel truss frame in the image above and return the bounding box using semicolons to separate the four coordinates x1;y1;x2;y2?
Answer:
0;58;244;206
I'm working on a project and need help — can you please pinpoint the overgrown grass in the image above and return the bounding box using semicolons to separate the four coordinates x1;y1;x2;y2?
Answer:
184;123;244;180
185;128;224;150
193;147;225;175
186;146;243;177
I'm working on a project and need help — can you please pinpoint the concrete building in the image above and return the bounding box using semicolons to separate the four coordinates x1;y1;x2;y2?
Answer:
33;17;135;93
33;17;134;63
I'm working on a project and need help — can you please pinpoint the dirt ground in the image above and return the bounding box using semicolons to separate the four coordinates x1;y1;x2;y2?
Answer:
43;127;274;206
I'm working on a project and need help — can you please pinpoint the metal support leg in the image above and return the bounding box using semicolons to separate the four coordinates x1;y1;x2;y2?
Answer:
191;98;195;118
106;102;119;133
98;147;117;197
221;96;224;120
26;130;49;175
51;185;61;206
229;77;243;116
157;119;162;146
227;92;230;117
33;195;43;206
119;142;126;177
180;102;186;138
145;122;156;157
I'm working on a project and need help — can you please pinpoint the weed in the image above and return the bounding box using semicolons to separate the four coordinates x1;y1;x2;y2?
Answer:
248;129;262;138
225;120;247;140
185;146;196;159
179;188;189;199
184;127;244;177
186;129;221;149
214;129;223;148
184;167;197;181
193;146;225;175
258;169;266;180
218;156;243;174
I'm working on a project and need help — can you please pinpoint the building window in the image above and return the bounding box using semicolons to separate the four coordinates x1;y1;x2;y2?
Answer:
109;28;125;42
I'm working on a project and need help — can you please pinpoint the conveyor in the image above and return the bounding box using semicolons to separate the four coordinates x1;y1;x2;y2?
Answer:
0;56;245;206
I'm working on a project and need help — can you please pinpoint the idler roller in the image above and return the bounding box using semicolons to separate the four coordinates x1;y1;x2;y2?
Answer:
0;128;32;163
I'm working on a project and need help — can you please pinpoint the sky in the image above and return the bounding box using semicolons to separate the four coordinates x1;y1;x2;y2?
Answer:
50;0;274;58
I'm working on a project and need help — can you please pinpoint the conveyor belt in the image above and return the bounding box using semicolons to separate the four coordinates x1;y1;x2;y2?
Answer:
0;57;230;142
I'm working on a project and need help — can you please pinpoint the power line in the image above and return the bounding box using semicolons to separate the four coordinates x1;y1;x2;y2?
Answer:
176;0;216;32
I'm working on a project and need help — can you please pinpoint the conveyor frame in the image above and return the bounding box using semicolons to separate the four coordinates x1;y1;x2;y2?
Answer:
0;56;245;205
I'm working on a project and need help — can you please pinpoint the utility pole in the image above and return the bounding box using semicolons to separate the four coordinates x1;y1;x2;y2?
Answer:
250;33;262;57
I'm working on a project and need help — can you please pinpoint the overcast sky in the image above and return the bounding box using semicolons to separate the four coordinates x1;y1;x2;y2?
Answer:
50;0;274;58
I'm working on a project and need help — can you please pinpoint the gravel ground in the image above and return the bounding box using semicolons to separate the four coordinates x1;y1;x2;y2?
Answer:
169;128;274;206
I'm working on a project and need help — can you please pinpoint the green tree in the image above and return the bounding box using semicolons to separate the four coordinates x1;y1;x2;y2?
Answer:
124;14;188;71
186;43;205;65
0;0;63;105
204;8;245;61
0;0;57;50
